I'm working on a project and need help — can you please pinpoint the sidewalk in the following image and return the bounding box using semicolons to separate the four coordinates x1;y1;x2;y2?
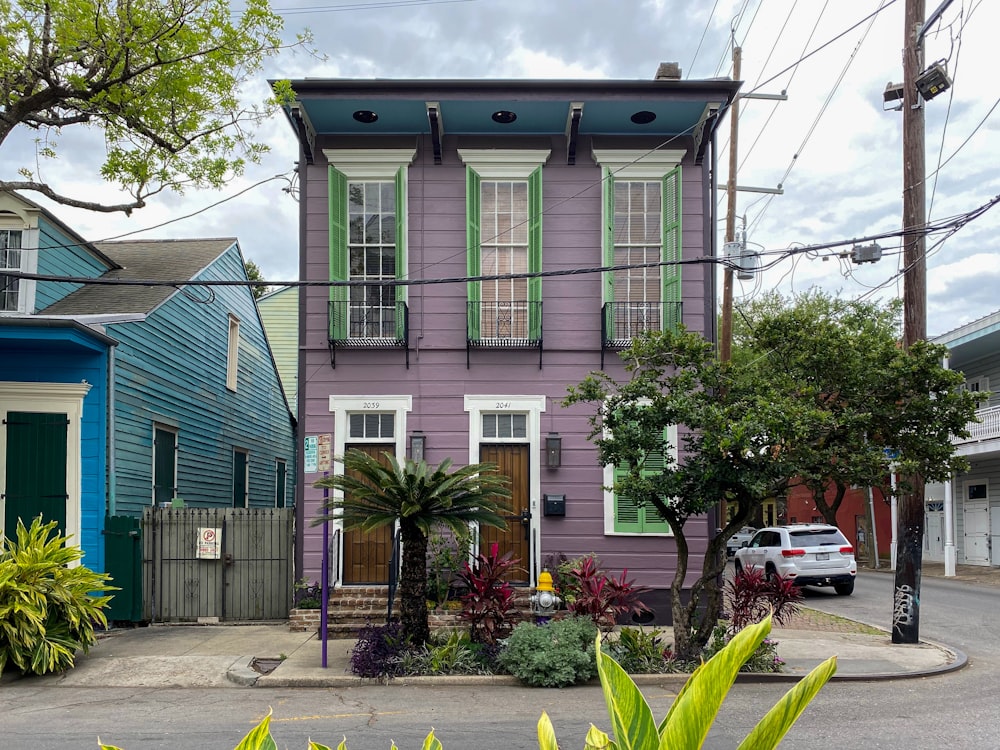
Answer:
10;563;991;690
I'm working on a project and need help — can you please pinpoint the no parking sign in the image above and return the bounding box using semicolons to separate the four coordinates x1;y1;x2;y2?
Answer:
197;527;222;559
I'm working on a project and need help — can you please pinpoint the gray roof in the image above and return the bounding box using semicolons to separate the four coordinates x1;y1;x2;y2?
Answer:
42;238;237;315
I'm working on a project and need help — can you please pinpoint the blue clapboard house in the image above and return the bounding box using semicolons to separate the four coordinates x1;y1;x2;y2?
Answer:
0;191;295;585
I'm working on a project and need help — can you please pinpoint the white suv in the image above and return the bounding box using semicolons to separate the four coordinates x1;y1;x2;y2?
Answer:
733;524;857;595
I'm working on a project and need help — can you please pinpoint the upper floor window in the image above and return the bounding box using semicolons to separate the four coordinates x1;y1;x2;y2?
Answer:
593;149;685;344
459;149;549;343
325;149;416;341
226;314;240;391
1;229;23;312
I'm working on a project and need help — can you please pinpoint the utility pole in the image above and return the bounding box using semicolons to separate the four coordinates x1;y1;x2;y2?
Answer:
893;0;927;645
719;45;741;366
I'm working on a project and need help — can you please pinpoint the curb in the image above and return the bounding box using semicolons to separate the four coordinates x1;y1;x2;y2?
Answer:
226;656;261;687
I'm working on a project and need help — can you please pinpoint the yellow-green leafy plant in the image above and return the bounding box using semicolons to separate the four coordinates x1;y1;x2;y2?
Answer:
98;617;833;749
539;615;836;750
0;517;115;676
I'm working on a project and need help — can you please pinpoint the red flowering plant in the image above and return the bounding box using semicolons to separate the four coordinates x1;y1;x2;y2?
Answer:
457;543;523;645
565;556;652;635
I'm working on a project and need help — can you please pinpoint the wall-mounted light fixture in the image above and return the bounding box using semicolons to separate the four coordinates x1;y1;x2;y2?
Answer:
410;431;426;462
546;433;562;469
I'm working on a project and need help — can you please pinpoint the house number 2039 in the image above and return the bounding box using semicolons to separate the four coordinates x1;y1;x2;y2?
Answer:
362;401;380;409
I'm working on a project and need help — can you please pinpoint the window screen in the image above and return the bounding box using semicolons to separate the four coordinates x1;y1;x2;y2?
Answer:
482;413;527;439
349;413;394;439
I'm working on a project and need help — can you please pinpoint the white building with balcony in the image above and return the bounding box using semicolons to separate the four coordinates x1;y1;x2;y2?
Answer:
926;309;1000;571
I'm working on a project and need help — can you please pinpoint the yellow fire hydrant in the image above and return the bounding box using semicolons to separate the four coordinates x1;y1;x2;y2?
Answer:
530;570;561;623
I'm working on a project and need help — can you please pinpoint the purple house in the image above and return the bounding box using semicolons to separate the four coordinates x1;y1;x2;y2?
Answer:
278;67;738;622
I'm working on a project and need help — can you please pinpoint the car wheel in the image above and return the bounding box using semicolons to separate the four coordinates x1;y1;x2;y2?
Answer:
764;564;777;582
835;581;855;596
734;560;744;576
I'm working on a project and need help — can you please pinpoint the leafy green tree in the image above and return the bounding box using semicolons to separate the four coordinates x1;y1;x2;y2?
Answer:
313;450;511;646
0;0;305;214
735;291;983;527
566;328;818;659
244;260;267;299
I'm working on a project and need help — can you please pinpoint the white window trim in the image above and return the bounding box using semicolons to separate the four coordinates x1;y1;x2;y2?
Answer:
964;479;988;503
458;149;551;179
0;381;90;560
323;148;417;179
591;148;686;178
226;314;240;391
0;222;39;315
464;394;546;584
603;422;677;536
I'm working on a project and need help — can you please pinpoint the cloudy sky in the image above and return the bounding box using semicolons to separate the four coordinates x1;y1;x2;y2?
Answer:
8;0;999;337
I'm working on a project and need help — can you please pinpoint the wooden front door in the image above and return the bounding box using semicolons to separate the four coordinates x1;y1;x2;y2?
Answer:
4;412;68;537
341;443;395;584
479;443;530;584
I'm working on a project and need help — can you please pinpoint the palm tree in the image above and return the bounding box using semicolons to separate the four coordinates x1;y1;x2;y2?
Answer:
313;449;511;646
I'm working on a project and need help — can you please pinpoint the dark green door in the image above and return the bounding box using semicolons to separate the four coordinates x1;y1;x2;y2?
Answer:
4;412;68;537
153;427;177;506
232;449;248;507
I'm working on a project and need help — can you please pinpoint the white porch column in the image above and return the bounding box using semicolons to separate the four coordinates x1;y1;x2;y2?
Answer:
890;471;898;570
944;474;957;576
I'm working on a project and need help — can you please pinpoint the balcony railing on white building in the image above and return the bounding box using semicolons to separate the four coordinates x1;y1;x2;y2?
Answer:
954;405;1000;444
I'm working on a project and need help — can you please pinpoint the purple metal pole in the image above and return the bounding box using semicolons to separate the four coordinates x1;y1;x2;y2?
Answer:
320;475;329;668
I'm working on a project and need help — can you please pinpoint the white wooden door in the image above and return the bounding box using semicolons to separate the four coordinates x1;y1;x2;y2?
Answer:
990;506;1000;566
925;511;944;561
964;502;990;564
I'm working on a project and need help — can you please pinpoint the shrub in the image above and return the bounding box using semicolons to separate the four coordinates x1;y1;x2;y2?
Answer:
726;566;802;634
602;626;681;675
704;624;785;673
348;620;409;680
426;527;472;608
0;517;115;676
457;543;521;645
499;616;599;687
292;579;323;609
395;630;493;676
100;617;836;749
563;555;651;633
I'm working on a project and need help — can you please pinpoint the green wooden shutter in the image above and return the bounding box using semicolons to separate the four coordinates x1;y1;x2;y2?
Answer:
602;167;616;307
527;165;543;340
639;439;672;532
661;166;682;331
395;165;407;304
328;166;349;339
466;166;482;340
612;462;643;533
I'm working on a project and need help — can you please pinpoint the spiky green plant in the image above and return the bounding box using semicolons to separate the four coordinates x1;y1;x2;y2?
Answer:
0;517;115;676
313;450;511;645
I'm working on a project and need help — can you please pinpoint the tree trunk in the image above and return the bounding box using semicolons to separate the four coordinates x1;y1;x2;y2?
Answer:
399;521;430;646
812;482;847;528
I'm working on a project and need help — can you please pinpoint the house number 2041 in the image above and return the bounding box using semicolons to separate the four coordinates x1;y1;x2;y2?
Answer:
362;401;380;409
495;401;511;409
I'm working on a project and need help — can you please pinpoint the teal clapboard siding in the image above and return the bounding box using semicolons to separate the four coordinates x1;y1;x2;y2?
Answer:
34;218;110;311
106;244;295;516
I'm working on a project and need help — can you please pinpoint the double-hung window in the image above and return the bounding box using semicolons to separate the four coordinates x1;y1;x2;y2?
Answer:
1;229;23;312
324;149;416;341
593;149;684;343
604;423;677;535
459;149;548;342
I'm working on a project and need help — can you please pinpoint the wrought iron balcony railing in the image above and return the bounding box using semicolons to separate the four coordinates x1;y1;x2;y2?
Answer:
601;301;682;367
328;300;409;368
466;300;543;368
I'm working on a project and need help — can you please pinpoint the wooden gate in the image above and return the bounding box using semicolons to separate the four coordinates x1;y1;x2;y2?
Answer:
341;443;395;584
479;443;530;584
142;506;293;622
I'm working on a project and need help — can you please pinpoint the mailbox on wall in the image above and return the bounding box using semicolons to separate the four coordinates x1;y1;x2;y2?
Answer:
543;494;566;517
